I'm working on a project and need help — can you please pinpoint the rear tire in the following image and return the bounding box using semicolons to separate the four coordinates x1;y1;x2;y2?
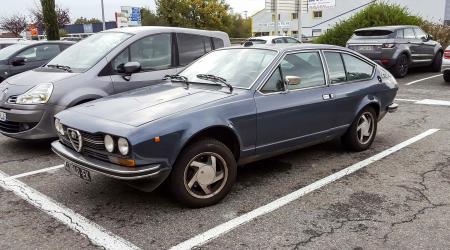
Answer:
342;107;378;152
168;138;237;208
392;54;409;78
430;51;443;72
444;71;450;83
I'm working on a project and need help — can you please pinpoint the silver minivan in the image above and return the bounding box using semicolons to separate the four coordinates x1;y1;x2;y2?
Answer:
0;27;230;140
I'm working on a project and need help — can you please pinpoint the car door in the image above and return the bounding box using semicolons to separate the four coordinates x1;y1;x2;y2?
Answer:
403;28;422;64
110;33;178;93
254;51;331;154
414;27;436;62
323;51;376;128
9;44;61;76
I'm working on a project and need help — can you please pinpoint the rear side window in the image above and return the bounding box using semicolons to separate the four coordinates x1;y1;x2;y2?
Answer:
285;38;300;43
324;52;346;84
342;54;374;81
178;33;212;66
212;37;225;49
404;28;416;39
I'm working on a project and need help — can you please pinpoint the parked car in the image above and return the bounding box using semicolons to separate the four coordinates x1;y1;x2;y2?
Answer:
0;40;74;82
0;27;230;140
51;44;399;207
347;25;443;78
443;46;450;82
243;36;301;45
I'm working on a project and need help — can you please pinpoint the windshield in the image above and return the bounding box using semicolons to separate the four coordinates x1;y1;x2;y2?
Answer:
0;44;28;60
180;48;277;88
248;39;267;44
46;32;132;72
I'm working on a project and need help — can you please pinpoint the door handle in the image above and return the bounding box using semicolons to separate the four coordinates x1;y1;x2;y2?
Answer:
322;94;334;100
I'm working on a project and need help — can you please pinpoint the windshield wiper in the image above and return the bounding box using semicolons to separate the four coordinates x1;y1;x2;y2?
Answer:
47;64;72;73
196;74;233;93
164;74;190;88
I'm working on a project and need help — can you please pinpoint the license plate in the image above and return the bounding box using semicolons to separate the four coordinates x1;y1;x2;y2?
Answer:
65;161;91;182
358;45;374;51
0;112;5;122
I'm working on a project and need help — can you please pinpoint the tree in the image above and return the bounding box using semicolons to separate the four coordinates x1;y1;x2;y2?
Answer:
156;0;229;30
141;8;165;26
30;4;70;31
74;17;102;25
0;15;27;37
40;0;60;40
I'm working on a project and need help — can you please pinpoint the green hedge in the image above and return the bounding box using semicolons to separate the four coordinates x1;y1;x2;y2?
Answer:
314;2;423;46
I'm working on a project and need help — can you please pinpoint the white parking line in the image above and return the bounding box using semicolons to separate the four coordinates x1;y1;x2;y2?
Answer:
5;164;64;180
170;129;440;250
0;170;141;250
396;98;450;107
405;74;443;86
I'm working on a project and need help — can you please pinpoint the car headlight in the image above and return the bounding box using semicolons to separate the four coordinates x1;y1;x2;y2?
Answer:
104;135;114;153
16;83;54;105
118;138;129;155
54;119;64;135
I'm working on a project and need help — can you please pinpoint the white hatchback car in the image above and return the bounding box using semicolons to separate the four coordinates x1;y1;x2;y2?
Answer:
244;36;301;45
443;46;450;82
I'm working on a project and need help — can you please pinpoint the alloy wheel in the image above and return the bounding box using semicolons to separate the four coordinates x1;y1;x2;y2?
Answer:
183;152;228;199
356;112;375;145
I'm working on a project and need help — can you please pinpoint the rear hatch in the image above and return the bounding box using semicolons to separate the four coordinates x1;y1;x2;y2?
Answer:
347;29;395;60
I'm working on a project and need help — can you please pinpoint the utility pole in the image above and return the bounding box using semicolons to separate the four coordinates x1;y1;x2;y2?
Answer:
274;0;278;35
297;0;302;40
101;0;106;31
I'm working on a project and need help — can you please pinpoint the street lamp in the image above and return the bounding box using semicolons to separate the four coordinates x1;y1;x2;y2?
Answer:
101;0;106;31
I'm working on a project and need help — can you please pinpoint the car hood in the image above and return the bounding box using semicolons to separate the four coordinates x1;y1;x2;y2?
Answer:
69;83;234;127
5;68;78;86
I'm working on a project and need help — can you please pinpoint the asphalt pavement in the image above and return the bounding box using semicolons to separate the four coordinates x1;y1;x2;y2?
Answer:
1;69;450;250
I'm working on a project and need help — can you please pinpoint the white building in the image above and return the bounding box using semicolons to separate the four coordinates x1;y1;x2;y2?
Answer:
251;0;450;38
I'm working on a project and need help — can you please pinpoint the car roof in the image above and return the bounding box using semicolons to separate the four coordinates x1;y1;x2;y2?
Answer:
11;40;75;46
104;26;228;37
249;36;296;41
224;43;346;53
355;25;418;32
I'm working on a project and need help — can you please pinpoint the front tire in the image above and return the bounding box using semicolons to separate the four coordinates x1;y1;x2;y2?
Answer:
392;54;409;78
168;138;237;208
444;71;450;83
342;107;378;152
430;51;443;72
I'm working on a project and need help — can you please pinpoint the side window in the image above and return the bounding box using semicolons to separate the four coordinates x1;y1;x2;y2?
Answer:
112;33;172;72
273;38;285;44
285;38;300;43
280;52;326;90
17;44;61;62
342;54;374;81
324;52;346;84
414;28;427;39
212;38;224;49
396;29;404;38
204;37;212;53
261;67;284;93
178;33;207;66
404;28;416;39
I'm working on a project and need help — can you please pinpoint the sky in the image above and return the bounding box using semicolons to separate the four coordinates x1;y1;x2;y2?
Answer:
0;0;265;22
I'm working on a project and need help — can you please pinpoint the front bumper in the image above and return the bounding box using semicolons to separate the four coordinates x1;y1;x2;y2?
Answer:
0;104;64;140
51;141;170;190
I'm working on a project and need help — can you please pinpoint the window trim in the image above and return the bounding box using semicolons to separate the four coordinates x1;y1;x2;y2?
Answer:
107;32;176;76
322;49;376;86
257;49;329;95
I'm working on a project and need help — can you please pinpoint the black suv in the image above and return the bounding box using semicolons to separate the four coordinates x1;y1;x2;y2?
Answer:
347;25;443;78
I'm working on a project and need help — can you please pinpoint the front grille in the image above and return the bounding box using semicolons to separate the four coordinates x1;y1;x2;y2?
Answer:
60;126;124;163
0;121;38;133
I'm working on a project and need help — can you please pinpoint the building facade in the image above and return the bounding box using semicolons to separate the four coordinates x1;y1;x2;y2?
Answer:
252;0;450;38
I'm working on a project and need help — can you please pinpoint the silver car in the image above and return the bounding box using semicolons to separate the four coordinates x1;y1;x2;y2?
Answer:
0;26;230;140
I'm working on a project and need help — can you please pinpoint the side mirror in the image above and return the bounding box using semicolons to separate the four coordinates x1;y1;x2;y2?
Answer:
285;75;301;85
123;62;141;74
11;57;26;66
427;34;434;41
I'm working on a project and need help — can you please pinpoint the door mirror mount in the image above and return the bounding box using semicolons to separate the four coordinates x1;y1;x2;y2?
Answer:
285;75;302;86
11;57;26;66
